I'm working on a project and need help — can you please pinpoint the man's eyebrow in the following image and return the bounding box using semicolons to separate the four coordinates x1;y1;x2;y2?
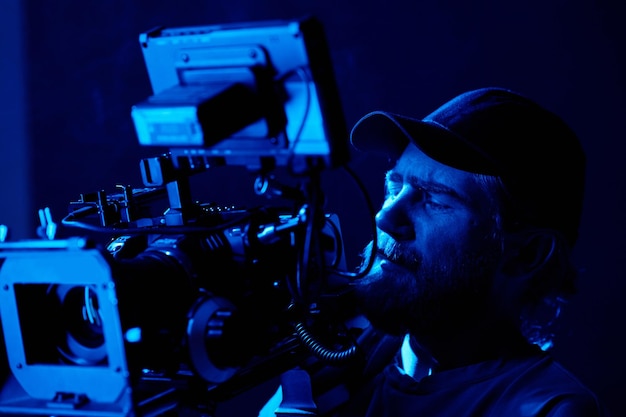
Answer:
386;170;472;205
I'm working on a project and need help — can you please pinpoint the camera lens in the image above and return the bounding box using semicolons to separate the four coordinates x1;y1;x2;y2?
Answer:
62;286;104;348
55;285;108;365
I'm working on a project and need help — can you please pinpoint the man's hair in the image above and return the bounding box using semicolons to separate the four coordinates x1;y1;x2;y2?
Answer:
474;173;578;350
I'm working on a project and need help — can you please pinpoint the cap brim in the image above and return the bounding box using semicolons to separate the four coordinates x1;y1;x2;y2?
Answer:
349;111;501;175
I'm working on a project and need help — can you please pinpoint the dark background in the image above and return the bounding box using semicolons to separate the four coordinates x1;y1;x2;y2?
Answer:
1;1;624;416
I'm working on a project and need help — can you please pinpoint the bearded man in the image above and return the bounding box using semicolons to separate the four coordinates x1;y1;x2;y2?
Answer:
338;87;605;417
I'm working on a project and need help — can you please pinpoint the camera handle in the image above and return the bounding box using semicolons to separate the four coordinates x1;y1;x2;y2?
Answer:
259;369;318;417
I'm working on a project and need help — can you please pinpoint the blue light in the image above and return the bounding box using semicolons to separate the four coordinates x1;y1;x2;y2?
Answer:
125;327;142;343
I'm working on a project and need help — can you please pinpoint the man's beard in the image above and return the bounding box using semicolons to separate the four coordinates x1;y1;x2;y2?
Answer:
353;233;502;336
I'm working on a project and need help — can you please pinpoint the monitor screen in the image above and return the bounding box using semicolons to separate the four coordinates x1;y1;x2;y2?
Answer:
131;17;348;173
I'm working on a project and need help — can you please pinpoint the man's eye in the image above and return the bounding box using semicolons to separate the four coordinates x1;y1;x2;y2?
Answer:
385;182;402;198
425;200;450;211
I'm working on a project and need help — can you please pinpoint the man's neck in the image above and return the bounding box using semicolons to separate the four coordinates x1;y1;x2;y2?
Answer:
408;322;536;372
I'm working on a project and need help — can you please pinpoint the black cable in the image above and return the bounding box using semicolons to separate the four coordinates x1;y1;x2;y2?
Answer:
330;164;378;280
294;321;358;363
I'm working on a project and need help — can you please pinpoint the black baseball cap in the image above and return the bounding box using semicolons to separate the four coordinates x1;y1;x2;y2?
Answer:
350;87;586;246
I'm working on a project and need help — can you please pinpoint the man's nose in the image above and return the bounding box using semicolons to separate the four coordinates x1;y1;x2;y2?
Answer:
375;194;415;241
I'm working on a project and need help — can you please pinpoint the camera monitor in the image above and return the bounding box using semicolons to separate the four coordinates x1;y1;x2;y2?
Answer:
131;17;348;173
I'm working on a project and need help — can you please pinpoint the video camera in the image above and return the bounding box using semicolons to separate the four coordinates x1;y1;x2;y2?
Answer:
0;17;373;416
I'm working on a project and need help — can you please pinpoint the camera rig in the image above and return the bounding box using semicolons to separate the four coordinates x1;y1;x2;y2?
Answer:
0;17;376;416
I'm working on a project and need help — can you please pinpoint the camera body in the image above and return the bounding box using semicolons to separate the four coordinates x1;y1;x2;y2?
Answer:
0;202;352;416
0;16;364;416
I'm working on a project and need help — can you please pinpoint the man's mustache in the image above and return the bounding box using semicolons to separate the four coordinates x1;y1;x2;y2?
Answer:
361;233;422;270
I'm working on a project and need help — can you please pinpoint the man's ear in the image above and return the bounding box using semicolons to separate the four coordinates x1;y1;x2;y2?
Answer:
499;230;557;277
